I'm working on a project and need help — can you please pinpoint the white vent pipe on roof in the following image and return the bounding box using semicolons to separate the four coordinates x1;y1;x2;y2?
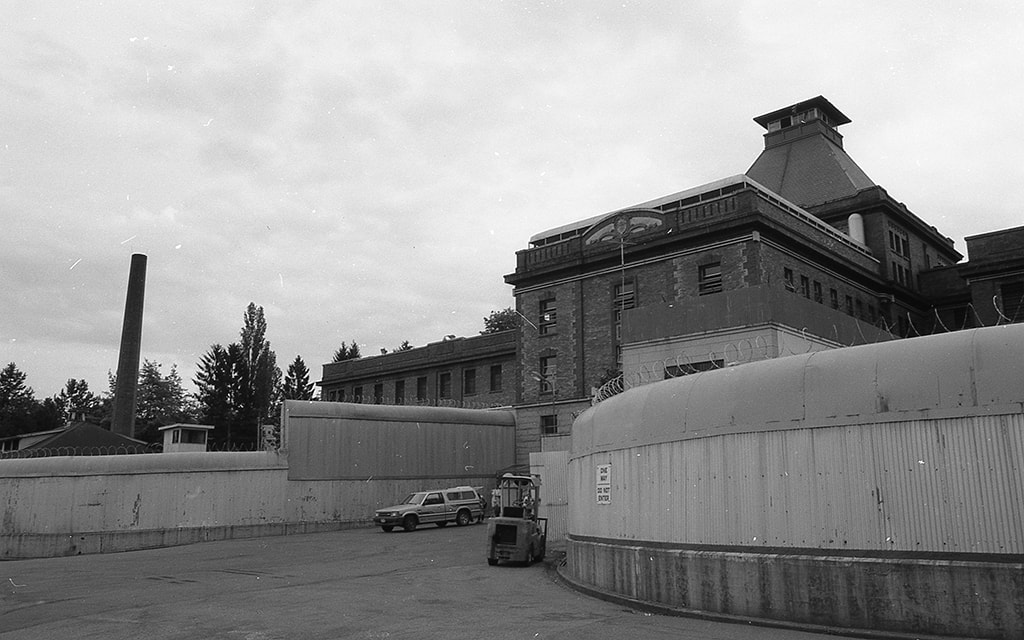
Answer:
848;213;865;244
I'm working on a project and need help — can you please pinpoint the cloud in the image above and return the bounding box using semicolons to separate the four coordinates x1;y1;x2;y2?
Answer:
2;1;1023;398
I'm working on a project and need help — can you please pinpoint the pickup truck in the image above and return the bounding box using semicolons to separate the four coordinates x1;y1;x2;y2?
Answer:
374;486;484;532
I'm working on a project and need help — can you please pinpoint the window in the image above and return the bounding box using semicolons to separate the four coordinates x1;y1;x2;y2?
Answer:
698;262;722;295
1001;281;1024;322
613;281;636;341
665;359;724;377
845;295;854;316
438;372;452;400
800;275;810;298
614;281;636;311
463;368;477;395
394;380;405;405
784;268;795;292
888;227;910;258
539;299;557;335
489;365;503;392
541;415;558;435
855;298;864;319
813;281;823;303
830;288;839;309
353;386;363;403
539;355;556;394
416;377;427;403
373;383;384;404
892;261;909;285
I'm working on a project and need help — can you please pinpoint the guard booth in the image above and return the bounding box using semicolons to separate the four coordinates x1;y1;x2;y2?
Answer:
158;423;214;453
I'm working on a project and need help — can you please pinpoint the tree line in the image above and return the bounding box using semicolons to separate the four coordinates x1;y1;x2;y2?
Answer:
1;305;520;448
1;303;315;449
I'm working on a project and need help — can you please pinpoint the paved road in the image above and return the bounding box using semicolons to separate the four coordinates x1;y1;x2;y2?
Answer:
2;524;847;640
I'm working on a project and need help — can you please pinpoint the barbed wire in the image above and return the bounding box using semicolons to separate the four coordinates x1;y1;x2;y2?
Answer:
592;297;1023;405
0;444;159;459
323;396;511;411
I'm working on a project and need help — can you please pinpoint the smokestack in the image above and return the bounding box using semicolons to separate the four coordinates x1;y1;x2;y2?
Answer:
111;253;147;437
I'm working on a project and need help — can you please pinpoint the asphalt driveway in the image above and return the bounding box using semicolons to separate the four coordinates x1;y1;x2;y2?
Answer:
2;524;845;640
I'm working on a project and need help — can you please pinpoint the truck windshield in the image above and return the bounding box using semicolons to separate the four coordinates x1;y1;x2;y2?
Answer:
401;493;427;504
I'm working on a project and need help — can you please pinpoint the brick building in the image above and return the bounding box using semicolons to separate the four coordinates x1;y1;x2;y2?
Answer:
505;96;967;451
319;330;516;409
321;96;1023;465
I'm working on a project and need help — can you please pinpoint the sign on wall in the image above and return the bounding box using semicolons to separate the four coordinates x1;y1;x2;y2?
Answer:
596;463;611;505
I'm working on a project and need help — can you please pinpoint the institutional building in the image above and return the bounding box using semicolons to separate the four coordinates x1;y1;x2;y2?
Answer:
319;96;1023;465
319;330;517;410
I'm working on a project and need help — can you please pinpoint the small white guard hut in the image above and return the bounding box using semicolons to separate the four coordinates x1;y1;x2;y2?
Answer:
158;423;214;453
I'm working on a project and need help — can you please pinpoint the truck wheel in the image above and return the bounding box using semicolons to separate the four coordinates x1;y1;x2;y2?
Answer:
402;514;418;532
487;558;498;566
536;542;546;561
455;510;471;526
381;525;394;532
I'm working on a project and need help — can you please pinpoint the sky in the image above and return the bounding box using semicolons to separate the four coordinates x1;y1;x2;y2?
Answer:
2;1;1023;400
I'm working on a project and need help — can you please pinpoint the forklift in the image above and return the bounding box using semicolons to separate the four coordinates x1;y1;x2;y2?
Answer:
486;473;547;566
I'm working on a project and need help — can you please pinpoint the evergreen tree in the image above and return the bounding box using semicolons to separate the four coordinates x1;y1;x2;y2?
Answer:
281;355;315;401
55;378;100;423
134;361;193;443
0;362;37;437
194;304;281;449
332;340;361;362
194;343;239;446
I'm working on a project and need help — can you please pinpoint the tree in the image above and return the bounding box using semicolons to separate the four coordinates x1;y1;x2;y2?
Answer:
236;303;281;443
333;340;361;362
55;378;100;423
134;361;194;443
0;362;38;437
194;304;281;449
194;343;239;445
481;307;517;334
281;356;315;401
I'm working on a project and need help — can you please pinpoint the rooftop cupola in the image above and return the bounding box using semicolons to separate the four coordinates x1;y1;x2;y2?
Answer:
753;95;851;150
746;95;874;208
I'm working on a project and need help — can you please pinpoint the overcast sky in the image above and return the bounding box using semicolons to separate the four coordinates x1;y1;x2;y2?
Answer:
3;1;1022;399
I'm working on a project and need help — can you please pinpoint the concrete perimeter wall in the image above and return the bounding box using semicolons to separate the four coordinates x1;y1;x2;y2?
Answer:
0;403;516;559
566;325;1024;639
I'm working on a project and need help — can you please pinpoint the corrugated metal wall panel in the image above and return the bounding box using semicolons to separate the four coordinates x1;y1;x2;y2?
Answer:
287;414;515;480
530;450;569;543
570;413;1024;554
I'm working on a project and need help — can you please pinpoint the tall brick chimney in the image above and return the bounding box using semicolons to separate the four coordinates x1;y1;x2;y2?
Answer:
111;253;147;437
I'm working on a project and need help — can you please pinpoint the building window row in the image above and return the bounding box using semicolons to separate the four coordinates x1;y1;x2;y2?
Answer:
325;365;505;405
784;265;881;325
888;226;910;258
891;261;910;286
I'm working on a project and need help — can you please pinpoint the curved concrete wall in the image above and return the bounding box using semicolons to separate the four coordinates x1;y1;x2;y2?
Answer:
567;325;1024;638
